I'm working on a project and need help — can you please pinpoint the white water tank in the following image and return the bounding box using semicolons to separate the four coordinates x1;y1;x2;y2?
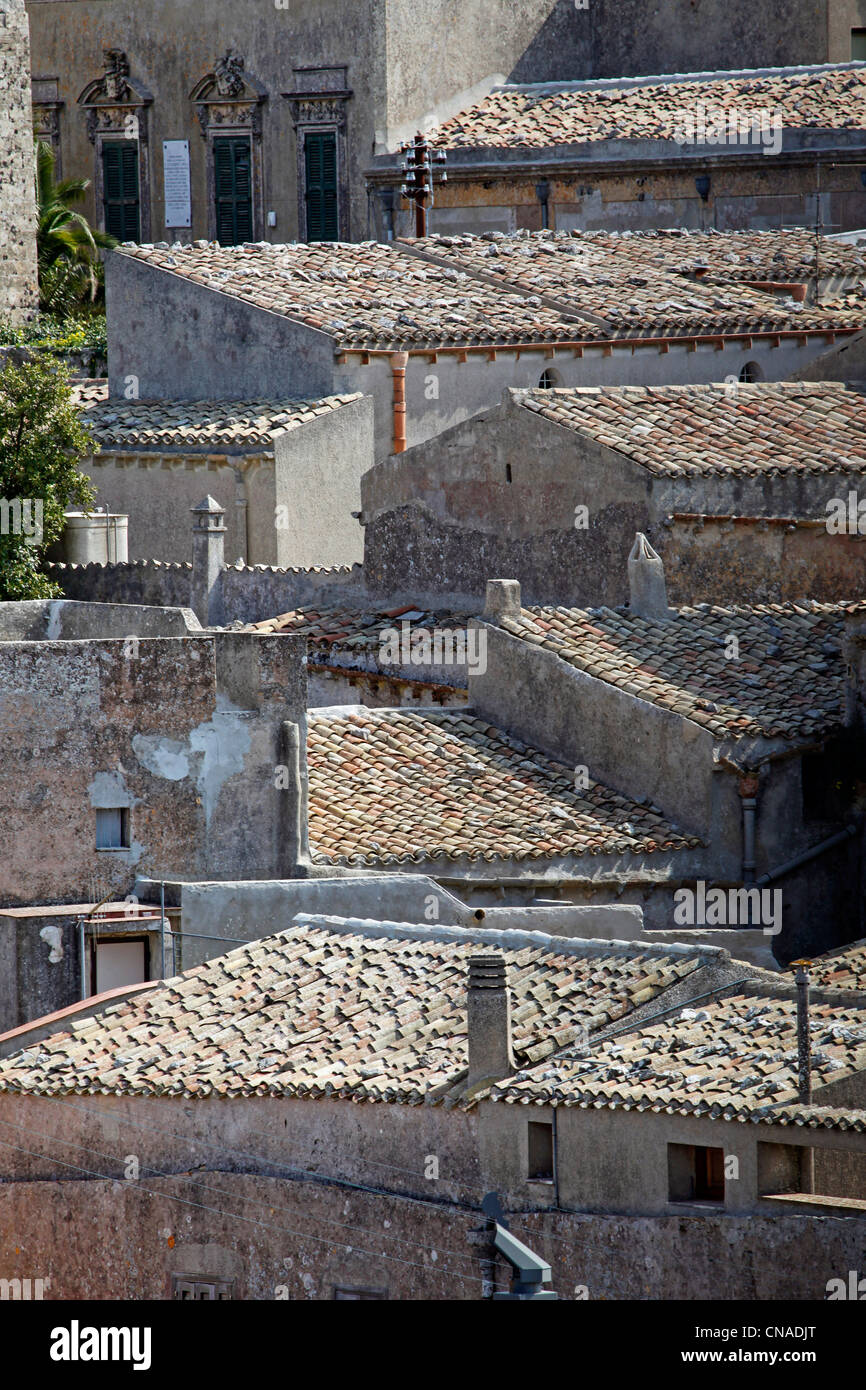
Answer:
63;510;129;564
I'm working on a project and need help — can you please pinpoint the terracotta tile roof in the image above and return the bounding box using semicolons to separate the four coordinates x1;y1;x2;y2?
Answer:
0;920;705;1102
497;600;850;743
410;229;866;336
516;381;866;478
70;379;361;452
490;992;866;1127
251;601;472;669
115;240;599;351
433;64;866;149
306;707;701;866
809;939;866;991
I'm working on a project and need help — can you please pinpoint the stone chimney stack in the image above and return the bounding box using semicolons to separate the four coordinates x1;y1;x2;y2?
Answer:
467;953;515;1086
484;579;521;621
628;533;673;621
190;495;226;627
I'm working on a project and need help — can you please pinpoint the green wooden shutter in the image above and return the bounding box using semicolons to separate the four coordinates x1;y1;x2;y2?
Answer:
304;132;338;241
102;142;140;241
214;137;253;246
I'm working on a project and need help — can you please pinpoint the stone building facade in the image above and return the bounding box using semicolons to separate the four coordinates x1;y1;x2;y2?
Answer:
23;0;594;249
25;0;865;251
0;605;308;907
368;63;866;239
1;0;38;322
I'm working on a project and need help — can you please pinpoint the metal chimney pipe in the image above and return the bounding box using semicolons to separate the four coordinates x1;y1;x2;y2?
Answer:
795;962;812;1104
794;960;815;1194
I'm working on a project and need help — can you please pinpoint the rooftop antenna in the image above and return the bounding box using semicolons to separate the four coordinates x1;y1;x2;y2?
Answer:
780;160;842;306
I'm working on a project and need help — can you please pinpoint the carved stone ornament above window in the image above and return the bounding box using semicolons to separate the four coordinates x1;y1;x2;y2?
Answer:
77;49;153;145
282;67;353;131
190;52;268;141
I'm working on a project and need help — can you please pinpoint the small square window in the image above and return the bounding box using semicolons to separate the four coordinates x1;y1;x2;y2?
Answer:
527;1120;554;1182
95;807;129;850
852;28;866;59
668;1143;725;1203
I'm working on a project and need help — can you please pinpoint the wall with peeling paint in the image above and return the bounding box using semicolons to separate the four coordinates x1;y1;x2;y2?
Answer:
0;631;307;907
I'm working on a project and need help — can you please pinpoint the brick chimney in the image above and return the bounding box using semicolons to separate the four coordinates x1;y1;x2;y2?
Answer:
467;954;515;1086
628;532;673;621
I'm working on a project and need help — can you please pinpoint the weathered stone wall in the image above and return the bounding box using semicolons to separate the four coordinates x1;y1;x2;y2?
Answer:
0;631;307;905
360;394;866;606
24;0;586;248
2;1170;864;1299
661;517;866;607
46;559;362;624
390;144;866;241
0;0;38;322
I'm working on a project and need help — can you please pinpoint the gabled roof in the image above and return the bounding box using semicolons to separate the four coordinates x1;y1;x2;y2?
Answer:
115;229;866;349
496;601;851;744
306;707;701;866
809;939;866;991
408;230;866;337
71;379;361;452
433;63;866;150
490;991;866;1128
0;919;707;1104
515;382;866;479
114;240;599;352
251;600;471;661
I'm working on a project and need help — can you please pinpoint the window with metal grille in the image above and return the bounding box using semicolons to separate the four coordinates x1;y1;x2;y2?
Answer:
304;131;338;241
102;142;140;241
214;137;253;246
172;1276;234;1300
95;807;129;850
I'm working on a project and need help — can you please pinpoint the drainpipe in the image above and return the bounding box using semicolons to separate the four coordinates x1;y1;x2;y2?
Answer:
78;916;87;1001
738;772;759;884
160;880;166;979
756;824;858;886
551;1106;560;1210
390;351;409;455
794;961;815;1194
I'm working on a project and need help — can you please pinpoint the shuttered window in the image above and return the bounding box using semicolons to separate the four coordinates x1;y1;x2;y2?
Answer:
304;131;338;241
102;142;140;241
213;137;253;246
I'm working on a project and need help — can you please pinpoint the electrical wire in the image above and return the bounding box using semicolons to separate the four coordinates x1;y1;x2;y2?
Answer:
0;1128;491;1290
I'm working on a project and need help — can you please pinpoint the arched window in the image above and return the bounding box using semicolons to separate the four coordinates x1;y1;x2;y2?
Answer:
538;368;560;389
739;361;764;383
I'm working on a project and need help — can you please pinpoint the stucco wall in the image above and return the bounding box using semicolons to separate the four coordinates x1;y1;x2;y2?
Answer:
106;252;337;401
0;631;307;905
360;392;866;605
273;395;373;569
399;155;866;241
480;1099;866;1222
660;519;866;607
469;618;722;847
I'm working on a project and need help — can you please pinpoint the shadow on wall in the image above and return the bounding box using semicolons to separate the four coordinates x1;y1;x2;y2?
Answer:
507;0;826;84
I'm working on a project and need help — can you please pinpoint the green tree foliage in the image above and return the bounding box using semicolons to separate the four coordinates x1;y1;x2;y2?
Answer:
36;140;117;316
0;358;96;599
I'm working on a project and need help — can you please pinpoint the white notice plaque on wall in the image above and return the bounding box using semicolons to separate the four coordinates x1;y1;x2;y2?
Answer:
163;140;191;228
